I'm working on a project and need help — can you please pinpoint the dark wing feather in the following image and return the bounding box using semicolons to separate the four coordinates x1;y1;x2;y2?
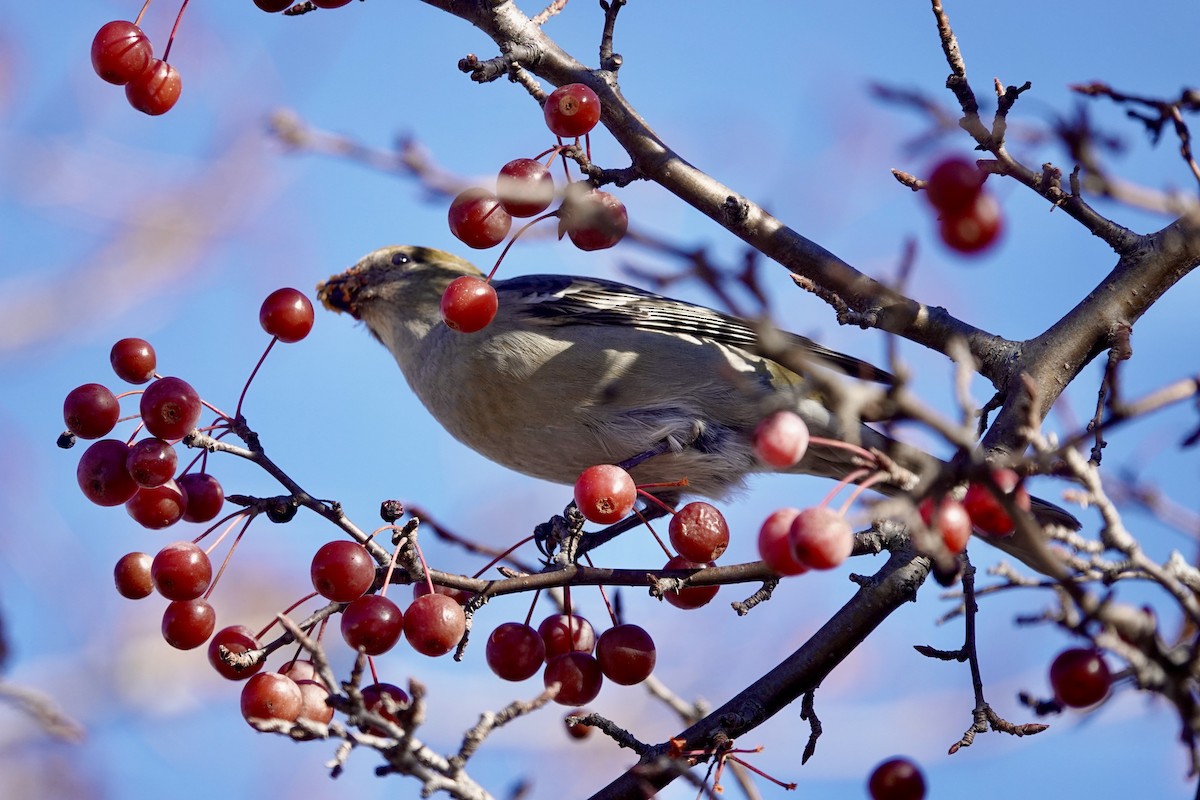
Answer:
493;274;893;384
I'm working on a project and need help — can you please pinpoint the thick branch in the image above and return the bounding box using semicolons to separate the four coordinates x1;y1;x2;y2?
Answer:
589;550;930;799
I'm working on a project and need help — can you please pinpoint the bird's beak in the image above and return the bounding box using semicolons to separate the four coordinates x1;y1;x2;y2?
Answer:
316;269;364;319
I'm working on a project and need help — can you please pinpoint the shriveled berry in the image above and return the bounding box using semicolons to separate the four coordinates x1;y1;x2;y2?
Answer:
668;502;730;563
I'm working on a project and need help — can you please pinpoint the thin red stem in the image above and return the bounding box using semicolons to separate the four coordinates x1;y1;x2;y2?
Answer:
161;0;190;63
470;534;537;579
134;0;152;27
235;337;278;420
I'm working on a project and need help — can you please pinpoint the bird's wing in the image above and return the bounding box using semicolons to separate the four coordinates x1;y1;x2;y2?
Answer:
494;274;893;384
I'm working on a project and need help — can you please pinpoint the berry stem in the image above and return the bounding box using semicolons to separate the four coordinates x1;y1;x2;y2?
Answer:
411;540;436;596
635;509;674;560
485;211;558;280
819;467;871;509
584;553;619;626
635;489;677;518
202;514;253;600
368;656;380;685
378;535;404;598
162;0;191;62
808;434;876;464
838;470;888;516
236;337;278;420
134;0;152;27
470;534;537;579
522;588;541;628
253;591;321;641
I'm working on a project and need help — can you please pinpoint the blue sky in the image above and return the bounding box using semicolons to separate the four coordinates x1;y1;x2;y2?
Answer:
1;2;1198;798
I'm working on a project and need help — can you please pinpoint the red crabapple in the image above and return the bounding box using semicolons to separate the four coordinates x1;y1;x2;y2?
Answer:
543;83;601;138
573;464;636;524
788;506;853;570
440;276;498;333
752;410;810;468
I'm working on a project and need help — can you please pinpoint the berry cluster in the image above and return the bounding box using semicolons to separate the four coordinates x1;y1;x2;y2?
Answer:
439;83;628;334
90;18;182;116
66;289;316;659
923;155;1003;255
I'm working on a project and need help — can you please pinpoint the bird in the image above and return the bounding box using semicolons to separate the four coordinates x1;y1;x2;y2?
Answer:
317;245;1077;571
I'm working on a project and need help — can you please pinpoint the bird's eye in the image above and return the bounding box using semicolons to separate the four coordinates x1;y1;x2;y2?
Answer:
391;252;410;266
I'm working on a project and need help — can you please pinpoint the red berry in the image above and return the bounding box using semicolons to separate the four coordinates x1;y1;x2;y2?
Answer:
1049;647;1112;708
757;508;808;576
125;59;182;116
939;193;1002;255
127;478;188;529
595;624;656;685
924;156;985;214
544;652;603;706
140;376;202;440
179;472;224;523
296;679;334;724
788;506;853;570
340;594;404;655
113;552;154;599
161;598;216;650
538;614;596;659
918;496;972;554
668;501;730;563
151;540;212;601
564;709;593;740
404;593;466;657
64;383;120;440
76;439;139;506
440;275;498;333
485;622;546;681
752;410;810;468
559;186;627;251
241;672;303;729
207;625;263;681
868;757;926;800
360;682;409;734
497;158;555;217
126;437;177;488
573;464;636;524
254;0;294;10
448;188;512;249
962;468;1029;537
543;83;601;138
661;555;718;610
278;660;318;683
110;337;157;384
259;288;315;343
310;540;376;602
91;21;153;85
